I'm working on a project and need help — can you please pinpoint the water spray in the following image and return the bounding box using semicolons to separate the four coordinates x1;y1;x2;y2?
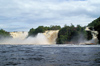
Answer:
85;27;98;44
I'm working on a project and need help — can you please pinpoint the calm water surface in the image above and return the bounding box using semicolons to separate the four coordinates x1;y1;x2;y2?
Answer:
0;45;100;66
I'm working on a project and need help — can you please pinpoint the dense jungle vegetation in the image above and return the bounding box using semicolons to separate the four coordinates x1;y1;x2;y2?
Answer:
28;25;89;44
56;25;87;44
28;25;61;36
28;17;100;44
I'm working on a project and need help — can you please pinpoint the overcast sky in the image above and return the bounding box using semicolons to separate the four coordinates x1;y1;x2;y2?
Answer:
0;0;100;32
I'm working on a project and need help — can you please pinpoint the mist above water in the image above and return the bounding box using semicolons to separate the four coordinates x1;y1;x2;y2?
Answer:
0;33;50;45
0;30;59;45
79;27;98;44
0;28;99;45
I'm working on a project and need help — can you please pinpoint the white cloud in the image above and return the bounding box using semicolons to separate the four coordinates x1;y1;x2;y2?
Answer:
0;0;100;31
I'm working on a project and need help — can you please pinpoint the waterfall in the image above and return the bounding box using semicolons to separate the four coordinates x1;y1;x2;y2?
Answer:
10;31;28;40
0;30;59;44
85;27;98;44
43;30;59;44
0;28;98;45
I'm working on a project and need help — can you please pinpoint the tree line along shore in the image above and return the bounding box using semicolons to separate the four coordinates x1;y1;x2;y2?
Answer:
0;17;100;44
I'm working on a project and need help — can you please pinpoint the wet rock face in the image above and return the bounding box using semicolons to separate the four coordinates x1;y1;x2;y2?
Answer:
98;33;100;44
86;31;92;40
89;27;94;31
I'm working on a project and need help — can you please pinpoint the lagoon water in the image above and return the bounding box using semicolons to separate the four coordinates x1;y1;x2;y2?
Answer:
0;44;100;66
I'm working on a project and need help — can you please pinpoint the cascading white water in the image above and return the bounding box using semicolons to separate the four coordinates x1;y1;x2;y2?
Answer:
10;31;28;40
80;27;98;44
43;30;59;44
0;30;59;45
0;28;98;45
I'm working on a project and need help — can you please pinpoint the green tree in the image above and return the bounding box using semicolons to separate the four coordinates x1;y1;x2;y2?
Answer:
28;26;45;36
0;29;11;39
28;25;61;37
35;26;45;33
56;25;87;44
88;17;100;27
28;28;35;36
50;25;61;30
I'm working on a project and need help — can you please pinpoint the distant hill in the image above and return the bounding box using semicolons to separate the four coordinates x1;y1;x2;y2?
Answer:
88;17;100;27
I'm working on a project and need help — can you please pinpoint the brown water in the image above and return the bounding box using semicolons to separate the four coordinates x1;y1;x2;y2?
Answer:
0;45;100;66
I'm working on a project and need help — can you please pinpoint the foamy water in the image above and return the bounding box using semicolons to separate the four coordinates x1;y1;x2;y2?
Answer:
0;33;50;45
